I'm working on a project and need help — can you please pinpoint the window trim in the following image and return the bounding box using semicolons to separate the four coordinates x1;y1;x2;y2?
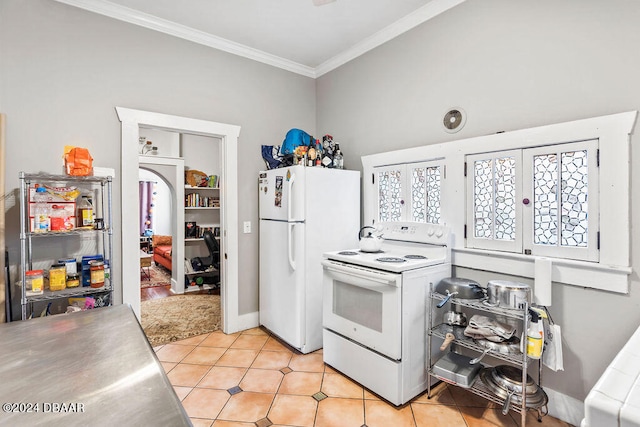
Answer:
522;139;599;262
466;150;523;253
362;111;636;294
373;159;444;224
465;140;599;262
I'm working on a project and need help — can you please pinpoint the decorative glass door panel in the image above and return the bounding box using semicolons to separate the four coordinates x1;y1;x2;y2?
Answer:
374;162;443;224
377;167;403;222
472;156;517;241
523;140;598;261
411;165;441;224
466;150;522;252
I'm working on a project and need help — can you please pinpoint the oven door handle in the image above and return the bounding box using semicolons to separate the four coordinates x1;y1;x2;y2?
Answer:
322;261;400;287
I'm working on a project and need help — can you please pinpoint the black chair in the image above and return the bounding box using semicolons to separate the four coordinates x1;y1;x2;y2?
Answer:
190;230;220;289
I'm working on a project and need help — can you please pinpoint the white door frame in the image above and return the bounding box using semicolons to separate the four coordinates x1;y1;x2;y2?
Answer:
116;107;241;334
138;157;185;295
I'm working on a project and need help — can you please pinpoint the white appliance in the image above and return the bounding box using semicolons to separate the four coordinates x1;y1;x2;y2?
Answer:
322;222;452;405
259;165;360;354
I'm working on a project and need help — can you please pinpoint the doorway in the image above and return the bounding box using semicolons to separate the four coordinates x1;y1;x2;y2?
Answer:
137;156;185;294
117;107;241;334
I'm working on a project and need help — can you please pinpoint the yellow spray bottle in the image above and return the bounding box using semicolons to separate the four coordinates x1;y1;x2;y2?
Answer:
526;307;546;359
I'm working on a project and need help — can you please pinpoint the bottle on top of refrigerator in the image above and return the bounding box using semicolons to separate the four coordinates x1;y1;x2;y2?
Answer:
333;149;344;169
77;195;94;227
315;140;322;167
33;186;50;232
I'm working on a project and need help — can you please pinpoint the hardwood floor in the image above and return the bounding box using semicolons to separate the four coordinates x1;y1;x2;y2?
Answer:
141;284;173;301
140;284;220;302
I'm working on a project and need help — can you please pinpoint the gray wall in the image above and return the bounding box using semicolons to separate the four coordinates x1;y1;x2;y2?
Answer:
317;0;640;402
3;0;640;406
0;0;316;317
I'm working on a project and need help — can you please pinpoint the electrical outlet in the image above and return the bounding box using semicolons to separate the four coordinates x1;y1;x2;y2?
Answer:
243;221;251;234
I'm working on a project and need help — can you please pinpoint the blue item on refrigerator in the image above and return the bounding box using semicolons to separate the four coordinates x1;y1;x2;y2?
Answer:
280;128;312;155
81;255;103;287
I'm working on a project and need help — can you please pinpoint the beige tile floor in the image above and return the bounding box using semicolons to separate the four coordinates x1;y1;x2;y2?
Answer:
154;327;575;427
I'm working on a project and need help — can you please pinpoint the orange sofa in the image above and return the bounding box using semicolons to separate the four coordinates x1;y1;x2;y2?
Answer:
152;235;172;271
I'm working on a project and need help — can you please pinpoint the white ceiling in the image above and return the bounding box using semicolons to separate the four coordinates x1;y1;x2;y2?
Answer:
54;0;464;77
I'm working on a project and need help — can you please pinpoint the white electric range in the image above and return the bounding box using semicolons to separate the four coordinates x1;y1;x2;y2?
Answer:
321;222;452;406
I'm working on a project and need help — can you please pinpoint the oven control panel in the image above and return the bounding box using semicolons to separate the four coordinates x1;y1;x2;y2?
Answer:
376;222;450;246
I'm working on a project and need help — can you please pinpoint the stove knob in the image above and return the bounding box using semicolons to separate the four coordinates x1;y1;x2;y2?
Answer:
427;227;435;236
435;229;444;238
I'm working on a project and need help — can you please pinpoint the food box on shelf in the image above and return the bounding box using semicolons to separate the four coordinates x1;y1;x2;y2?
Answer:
28;185;77;232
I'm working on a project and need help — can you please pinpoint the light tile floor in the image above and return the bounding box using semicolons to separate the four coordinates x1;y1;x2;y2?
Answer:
155;327;575;427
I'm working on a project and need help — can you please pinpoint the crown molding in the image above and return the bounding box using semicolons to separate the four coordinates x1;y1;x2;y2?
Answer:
53;0;465;79
53;0;317;77
314;0;466;77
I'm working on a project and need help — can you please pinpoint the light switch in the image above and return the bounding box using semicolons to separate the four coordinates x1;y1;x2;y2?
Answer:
243;221;251;234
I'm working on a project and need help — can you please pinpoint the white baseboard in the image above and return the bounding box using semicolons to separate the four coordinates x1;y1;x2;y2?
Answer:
546;387;584;426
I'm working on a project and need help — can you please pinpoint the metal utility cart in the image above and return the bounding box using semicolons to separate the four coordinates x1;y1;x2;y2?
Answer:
18;172;113;320
427;292;547;427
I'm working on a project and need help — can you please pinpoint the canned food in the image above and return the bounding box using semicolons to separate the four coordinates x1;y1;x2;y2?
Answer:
89;260;105;288
49;264;66;291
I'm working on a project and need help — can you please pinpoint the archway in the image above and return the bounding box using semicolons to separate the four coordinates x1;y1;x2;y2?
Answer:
138;157;183;293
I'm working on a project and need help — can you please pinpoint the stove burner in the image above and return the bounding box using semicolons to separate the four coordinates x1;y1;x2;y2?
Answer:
359;250;384;254
376;257;407;263
338;251;358;256
404;254;427;260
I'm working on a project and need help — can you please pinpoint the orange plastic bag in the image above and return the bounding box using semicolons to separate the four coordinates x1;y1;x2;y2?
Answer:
64;146;93;176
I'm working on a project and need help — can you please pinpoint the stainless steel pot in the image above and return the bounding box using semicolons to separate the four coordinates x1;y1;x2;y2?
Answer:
440;312;466;351
435;277;486;308
484;280;531;310
469;336;521;364
479;365;548;414
443;310;467;327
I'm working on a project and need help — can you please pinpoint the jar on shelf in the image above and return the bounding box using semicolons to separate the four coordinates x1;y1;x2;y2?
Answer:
25;270;44;294
66;273;80;288
89;260;105;288
49;264;66;291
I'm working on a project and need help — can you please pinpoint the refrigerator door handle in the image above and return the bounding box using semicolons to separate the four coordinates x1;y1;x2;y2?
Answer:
288;222;296;271
287;172;295;222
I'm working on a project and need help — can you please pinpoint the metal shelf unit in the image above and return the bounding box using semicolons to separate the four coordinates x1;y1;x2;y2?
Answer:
19;172;113;320
427;292;544;426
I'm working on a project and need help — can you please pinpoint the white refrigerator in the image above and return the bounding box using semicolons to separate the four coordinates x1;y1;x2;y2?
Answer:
259;165;360;353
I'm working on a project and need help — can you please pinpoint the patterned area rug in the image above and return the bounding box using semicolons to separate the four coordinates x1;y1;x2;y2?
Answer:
140;263;172;289
141;295;221;346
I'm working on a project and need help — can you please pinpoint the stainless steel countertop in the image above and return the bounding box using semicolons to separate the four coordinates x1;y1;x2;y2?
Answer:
0;305;192;426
